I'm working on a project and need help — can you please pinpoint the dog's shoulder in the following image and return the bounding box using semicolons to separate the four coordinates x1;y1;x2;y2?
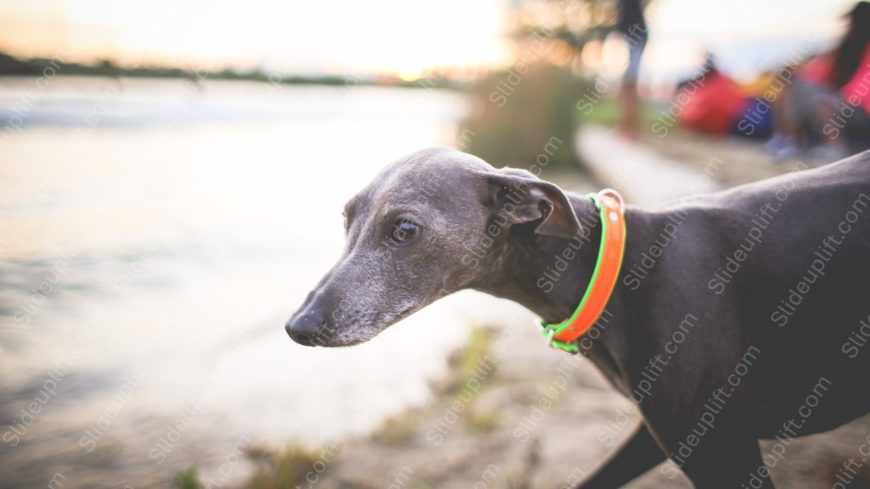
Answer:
693;150;870;212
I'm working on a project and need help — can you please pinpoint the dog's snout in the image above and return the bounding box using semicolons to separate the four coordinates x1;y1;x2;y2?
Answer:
286;306;327;346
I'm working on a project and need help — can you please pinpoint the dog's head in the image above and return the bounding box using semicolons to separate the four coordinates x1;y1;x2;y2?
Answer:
285;147;580;347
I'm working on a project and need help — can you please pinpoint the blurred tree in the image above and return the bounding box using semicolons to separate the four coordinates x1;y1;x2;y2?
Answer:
507;0;652;59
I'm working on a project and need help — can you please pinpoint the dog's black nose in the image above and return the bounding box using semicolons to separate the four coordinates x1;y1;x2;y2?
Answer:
285;308;327;346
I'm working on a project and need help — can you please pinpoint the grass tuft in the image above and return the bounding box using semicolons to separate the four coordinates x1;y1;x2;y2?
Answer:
173;467;202;489
246;444;331;489
373;415;417;445
448;326;495;396
465;409;499;432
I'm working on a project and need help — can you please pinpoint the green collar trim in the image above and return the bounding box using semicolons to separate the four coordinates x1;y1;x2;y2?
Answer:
541;191;625;353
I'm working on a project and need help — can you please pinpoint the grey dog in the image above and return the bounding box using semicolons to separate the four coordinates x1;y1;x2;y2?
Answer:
286;147;870;488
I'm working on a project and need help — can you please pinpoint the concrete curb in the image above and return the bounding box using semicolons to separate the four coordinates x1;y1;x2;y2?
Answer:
575;125;719;207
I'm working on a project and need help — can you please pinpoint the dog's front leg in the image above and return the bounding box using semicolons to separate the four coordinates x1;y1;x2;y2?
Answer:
573;422;666;488
677;431;774;489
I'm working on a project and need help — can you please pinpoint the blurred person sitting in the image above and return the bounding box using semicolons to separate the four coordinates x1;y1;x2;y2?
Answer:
768;1;870;160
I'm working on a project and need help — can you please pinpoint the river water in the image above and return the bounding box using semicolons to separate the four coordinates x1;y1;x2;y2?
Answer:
0;76;524;487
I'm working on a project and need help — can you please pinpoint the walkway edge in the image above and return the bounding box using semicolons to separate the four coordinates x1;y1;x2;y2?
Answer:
575;125;719;207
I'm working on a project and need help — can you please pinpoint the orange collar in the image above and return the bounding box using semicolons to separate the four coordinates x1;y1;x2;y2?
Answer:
541;189;627;353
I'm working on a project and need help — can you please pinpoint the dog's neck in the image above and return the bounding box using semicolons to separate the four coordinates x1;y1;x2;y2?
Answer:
473;195;614;322
471;195;658;391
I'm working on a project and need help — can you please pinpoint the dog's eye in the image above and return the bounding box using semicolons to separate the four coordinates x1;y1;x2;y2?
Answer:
391;219;420;243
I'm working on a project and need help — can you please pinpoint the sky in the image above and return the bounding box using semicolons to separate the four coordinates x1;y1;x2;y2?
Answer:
0;0;857;79
0;0;509;75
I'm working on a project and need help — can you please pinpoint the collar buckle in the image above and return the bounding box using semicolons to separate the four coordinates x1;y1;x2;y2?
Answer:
540;321;579;354
596;188;625;213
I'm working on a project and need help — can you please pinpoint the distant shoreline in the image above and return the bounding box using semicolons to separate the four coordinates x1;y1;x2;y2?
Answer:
0;52;468;91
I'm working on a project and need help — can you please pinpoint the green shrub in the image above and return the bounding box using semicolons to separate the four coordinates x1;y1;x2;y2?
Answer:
461;63;586;172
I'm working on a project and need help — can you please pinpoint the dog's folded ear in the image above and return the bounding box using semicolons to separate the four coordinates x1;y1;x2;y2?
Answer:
482;169;582;239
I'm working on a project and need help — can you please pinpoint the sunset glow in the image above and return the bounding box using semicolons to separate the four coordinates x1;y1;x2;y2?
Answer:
0;0;855;80
0;0;511;74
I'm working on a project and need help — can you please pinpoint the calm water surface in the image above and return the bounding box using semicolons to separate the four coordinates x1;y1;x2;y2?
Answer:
0;77;528;487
